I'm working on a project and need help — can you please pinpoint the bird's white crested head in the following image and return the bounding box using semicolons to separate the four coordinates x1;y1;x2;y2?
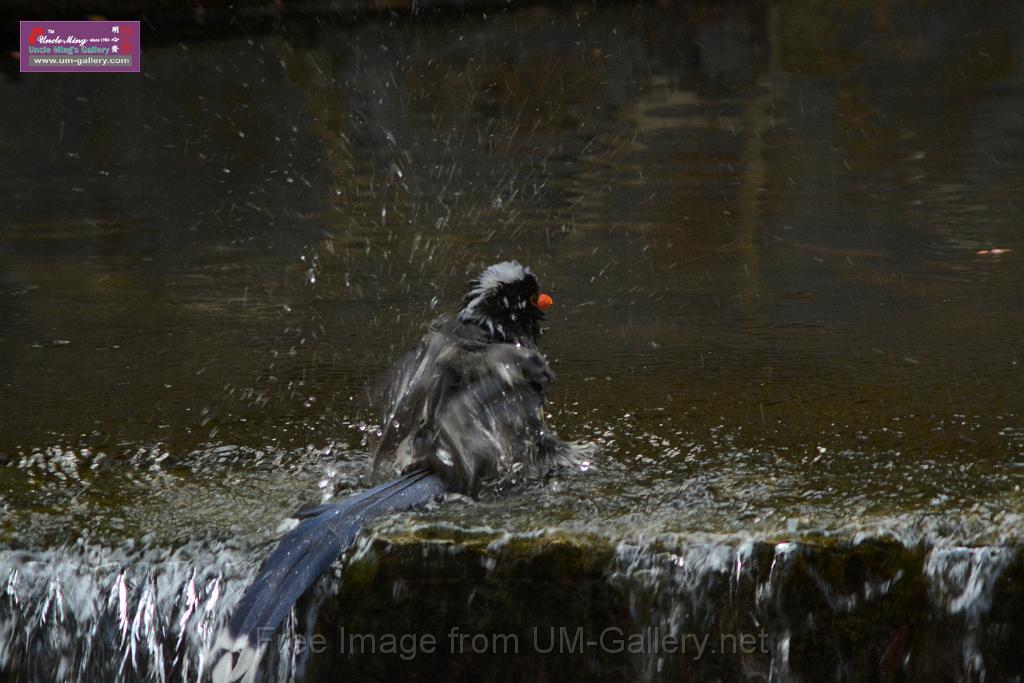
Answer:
457;261;553;344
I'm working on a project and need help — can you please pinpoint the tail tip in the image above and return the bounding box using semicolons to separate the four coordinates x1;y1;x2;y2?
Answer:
209;629;265;683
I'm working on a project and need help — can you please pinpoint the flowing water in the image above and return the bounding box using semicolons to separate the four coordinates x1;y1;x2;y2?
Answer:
1;1;1023;681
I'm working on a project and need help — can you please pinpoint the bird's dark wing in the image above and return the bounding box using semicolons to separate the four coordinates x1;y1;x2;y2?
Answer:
371;321;474;476
372;319;557;495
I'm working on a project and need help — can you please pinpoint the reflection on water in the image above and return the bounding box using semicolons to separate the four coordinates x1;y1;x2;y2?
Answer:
1;0;1023;680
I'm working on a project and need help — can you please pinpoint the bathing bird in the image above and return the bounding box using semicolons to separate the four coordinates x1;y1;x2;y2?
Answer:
214;261;572;680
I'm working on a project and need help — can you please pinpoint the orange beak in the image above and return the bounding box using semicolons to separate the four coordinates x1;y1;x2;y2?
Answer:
534;292;554;311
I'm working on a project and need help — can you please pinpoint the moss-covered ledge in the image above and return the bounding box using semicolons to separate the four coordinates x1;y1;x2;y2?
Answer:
279;529;1024;682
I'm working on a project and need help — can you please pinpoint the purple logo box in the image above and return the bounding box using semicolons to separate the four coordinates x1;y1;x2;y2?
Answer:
20;20;140;73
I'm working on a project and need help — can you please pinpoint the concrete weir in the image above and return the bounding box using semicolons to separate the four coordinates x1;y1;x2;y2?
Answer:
0;529;1021;681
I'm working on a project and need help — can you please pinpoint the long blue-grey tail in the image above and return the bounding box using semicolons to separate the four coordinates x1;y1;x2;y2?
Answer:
212;468;445;681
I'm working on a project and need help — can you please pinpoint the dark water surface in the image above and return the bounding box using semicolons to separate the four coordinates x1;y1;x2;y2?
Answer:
1;1;1023;680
